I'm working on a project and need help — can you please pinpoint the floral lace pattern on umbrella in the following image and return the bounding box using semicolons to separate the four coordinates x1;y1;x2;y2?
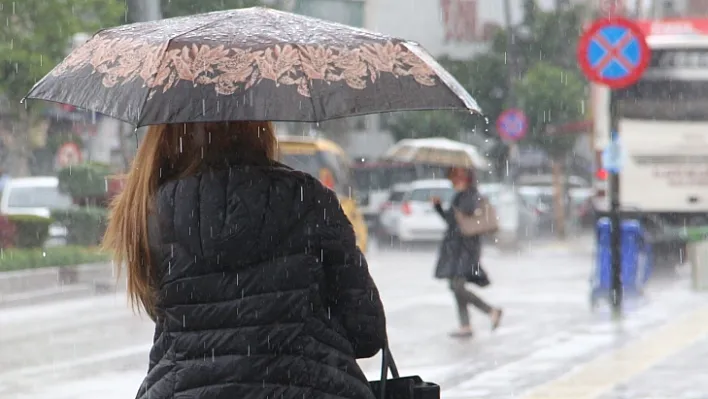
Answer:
51;36;438;98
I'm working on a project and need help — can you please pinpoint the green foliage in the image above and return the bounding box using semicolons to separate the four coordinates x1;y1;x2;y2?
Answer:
387;110;463;142
7;215;52;248
0;0;124;106
515;62;586;159
0;246;109;272
161;0;267;18
57;162;112;201
521;5;586;70
493;1;586;73
385;55;506;141
52;207;108;246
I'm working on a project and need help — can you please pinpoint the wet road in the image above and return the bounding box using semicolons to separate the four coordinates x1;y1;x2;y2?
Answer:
2;236;708;399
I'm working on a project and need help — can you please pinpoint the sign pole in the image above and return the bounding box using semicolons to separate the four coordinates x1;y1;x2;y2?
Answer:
577;17;650;318
609;90;622;317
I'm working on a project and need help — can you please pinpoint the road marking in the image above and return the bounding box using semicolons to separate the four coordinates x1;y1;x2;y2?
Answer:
519;303;708;399
0;284;89;303
0;344;151;381
0;293;128;324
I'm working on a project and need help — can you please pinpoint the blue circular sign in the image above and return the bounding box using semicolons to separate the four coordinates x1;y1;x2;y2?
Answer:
496;109;528;141
577;18;650;89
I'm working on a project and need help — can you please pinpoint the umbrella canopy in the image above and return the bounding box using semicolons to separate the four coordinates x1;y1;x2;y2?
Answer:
24;7;481;127
383;137;490;170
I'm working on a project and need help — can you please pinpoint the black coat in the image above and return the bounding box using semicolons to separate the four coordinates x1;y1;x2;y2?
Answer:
433;188;485;282
137;161;386;399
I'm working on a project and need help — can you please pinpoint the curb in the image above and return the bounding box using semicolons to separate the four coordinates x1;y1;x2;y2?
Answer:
0;262;121;304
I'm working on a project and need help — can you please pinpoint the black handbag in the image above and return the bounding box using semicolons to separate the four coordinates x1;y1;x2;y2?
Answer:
369;345;441;399
466;264;490;287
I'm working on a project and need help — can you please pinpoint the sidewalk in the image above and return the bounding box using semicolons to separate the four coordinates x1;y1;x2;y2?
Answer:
367;239;708;399
4;237;706;399
599;333;708;399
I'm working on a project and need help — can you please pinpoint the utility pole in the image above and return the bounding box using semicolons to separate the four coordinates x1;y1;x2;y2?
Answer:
126;0;162;23
502;0;518;184
119;0;162;170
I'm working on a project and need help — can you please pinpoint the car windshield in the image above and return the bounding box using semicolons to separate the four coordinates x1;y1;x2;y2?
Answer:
353;165;418;192
408;187;455;203
388;190;406;202
7;186;73;210
279;153;320;177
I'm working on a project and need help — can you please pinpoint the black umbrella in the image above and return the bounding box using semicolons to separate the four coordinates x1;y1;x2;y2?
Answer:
23;7;480;127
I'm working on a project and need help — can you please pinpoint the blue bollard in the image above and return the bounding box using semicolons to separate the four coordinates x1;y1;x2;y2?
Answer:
591;218;652;308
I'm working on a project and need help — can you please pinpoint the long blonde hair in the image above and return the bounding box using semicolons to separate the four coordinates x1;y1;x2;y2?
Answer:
103;121;277;318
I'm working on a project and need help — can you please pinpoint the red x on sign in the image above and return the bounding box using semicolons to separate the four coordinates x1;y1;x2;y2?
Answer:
592;31;634;73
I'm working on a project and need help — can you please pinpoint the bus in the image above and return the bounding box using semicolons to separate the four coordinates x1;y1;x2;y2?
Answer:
592;18;708;266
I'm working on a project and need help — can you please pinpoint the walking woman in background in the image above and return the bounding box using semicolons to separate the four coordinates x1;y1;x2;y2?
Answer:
432;167;502;338
103;121;386;399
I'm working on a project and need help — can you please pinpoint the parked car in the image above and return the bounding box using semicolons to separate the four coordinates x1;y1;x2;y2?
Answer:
352;162;418;229
377;179;455;243
0;176;73;246
353;161;495;231
377;182;411;239
478;183;541;240
278;135;368;252
517;174;593;233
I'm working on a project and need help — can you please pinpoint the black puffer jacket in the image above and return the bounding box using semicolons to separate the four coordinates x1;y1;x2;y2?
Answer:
136;161;386;399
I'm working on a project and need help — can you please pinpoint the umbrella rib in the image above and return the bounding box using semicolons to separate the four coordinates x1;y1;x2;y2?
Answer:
136;12;239;126
295;49;319;122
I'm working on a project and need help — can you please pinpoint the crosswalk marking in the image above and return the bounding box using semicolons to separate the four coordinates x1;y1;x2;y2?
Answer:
519;304;708;399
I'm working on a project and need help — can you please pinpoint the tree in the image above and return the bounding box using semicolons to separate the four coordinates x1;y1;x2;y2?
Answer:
516;62;586;237
0;0;124;104
385;54;507;138
441;54;508;129
387;111;463;142
490;1;586;78
0;0;124;174
161;0;268;18
523;4;585;70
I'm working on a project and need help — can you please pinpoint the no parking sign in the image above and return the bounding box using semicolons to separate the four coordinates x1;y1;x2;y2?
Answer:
577;17;650;89
55;142;82;169
496;109;528;142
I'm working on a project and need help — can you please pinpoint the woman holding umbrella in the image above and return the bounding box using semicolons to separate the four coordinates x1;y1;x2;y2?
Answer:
24;7;482;398
432;167;503;338
103;121;387;399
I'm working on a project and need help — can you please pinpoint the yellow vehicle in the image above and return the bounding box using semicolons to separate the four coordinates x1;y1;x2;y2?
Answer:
278;135;368;252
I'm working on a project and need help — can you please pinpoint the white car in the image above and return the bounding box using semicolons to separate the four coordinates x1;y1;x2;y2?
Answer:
0;176;74;245
479;183;541;240
378;179;456;243
377;183;410;238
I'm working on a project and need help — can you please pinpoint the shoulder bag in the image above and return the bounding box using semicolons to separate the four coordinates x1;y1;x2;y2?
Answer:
453;195;499;237
369;345;440;399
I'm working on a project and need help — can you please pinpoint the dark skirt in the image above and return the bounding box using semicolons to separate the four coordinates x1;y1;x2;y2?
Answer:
435;232;481;279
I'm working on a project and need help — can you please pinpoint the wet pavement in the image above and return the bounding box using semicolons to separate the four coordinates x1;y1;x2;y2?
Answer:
1;234;708;399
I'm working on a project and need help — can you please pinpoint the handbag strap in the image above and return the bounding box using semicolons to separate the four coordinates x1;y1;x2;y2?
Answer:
378;344;400;399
